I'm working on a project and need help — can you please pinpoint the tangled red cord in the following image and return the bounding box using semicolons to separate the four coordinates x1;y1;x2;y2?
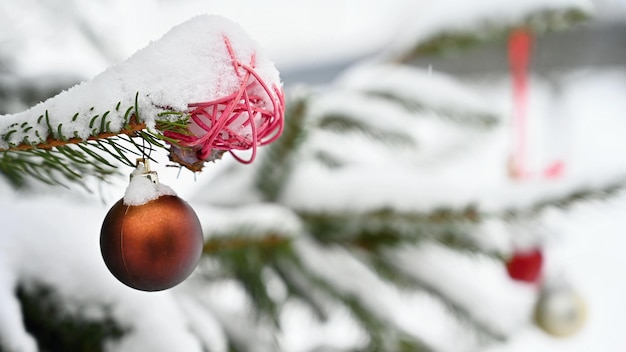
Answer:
165;35;284;164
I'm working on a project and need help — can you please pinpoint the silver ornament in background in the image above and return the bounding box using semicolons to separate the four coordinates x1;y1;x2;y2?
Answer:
534;285;586;337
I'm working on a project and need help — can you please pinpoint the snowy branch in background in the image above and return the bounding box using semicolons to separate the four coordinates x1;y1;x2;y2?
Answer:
195;203;303;254
387;0;593;63
2;0;626;351
336;64;501;127
0;15;284;186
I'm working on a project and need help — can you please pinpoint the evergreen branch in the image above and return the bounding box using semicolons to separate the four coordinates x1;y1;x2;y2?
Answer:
77;143;117;168
255;94;309;201
288;246;433;352
317;113;416;147
302;176;626;245
115;134;153;161
301;207;483;252
0;87;198;187
0;115;193;187
362;90;499;128
270;260;330;321
0;118;146;152
154;116;192;145
203;231;295;326
394;8;589;63
201;230;437;350
501;179;626;220
313;150;346;169
0;148;112;189
203;234;289;254
216;247;281;326
14;283;126;352
366;251;507;343
0;111;148;187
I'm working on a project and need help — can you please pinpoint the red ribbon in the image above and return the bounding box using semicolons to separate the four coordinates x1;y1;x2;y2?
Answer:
508;28;532;179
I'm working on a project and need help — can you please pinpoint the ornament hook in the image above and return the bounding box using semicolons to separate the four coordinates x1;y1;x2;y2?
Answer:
131;158;159;184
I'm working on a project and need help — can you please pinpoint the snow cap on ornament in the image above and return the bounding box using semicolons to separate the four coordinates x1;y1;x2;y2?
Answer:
123;161;176;206
101;159;204;291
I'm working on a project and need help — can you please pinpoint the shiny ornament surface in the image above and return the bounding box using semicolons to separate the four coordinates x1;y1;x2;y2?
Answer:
100;195;203;291
534;287;586;337
506;248;543;283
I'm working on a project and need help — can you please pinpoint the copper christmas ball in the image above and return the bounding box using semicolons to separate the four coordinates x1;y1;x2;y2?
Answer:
100;195;204;291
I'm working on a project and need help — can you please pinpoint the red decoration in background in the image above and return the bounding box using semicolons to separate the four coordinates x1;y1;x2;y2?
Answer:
508;28;533;179
506;248;543;283
543;160;565;179
165;35;285;165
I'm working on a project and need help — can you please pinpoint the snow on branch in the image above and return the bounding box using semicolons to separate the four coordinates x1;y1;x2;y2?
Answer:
336;64;500;127
194;203;302;244
387;0;593;62
0;15;284;185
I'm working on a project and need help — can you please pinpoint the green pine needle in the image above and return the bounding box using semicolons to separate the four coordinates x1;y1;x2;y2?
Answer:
0;93;192;189
396;8;590;62
317;113;416;147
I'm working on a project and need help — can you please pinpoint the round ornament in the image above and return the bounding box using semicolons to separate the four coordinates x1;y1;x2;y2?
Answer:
534;286;586;337
100;160;204;291
506;248;543;283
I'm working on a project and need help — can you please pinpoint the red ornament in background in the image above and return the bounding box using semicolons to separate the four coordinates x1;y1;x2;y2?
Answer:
508;28;533;179
100;161;204;291
506;248;543;283
507;28;566;180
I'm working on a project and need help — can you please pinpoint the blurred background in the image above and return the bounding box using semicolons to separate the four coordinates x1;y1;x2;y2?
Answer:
2;1;626;351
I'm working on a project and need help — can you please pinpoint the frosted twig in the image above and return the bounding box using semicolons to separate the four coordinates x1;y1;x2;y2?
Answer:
0;120;146;152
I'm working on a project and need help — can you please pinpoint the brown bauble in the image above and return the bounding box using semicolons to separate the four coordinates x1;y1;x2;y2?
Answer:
100;195;203;291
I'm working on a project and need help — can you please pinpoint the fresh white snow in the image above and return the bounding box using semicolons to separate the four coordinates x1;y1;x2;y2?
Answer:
0;15;282;149
384;0;595;59
1;1;626;352
123;162;176;206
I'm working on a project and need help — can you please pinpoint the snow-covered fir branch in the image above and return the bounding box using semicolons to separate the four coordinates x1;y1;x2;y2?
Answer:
0;15;283;186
